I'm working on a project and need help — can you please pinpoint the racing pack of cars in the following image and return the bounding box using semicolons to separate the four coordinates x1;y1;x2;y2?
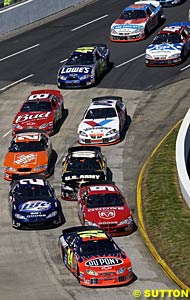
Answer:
2;0;188;288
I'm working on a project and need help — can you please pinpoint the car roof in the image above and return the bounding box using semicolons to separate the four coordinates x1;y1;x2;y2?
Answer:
125;3;149;11
14;132;42;143
73;46;97;55
62;226;108;241
84;183;119;195
160;23;190;34
25;90;61;103
67;146;101;157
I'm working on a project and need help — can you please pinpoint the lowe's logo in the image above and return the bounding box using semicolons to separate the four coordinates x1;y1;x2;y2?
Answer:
19;201;51;212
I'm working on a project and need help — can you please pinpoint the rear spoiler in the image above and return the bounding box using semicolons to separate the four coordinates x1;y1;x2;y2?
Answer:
80;180;114;188
92;96;122;102
31;89;62;97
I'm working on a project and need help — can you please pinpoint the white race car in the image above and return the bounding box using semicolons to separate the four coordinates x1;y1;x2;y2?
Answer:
77;96;127;145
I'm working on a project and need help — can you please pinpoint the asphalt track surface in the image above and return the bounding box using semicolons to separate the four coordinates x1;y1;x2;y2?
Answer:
0;1;190;300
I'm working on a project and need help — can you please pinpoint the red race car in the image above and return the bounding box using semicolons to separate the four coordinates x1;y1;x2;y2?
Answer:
58;226;133;287
12;90;64;136
77;181;135;236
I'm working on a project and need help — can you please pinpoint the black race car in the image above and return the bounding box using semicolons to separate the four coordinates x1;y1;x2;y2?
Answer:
57;44;110;88
9;175;64;229
61;146;107;200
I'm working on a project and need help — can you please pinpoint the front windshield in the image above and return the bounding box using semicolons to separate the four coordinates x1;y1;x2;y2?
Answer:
21;101;52;112
67;157;101;171
9;141;46;152
85;108;117;119
14;185;53;201
66;53;94;65
119;9;146;20
153;33;182;44
79;239;119;255
86;193;123;208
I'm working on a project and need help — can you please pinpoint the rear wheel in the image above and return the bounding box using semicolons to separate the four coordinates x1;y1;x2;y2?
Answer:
144;25;149;38
77;265;80;283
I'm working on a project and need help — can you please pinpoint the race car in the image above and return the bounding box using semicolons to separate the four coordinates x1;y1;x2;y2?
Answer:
58;226;133;287
61;146;107;200
9;176;64;229
145;22;190;66
12;89;64;136
77;96;127;146
57;44;110;88
155;0;183;7
110;1;164;42
3;131;53;181
77;181;135;236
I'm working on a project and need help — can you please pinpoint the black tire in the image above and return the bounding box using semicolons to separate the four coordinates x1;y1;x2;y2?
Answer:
144;25;149;38
158;12;161;24
77;265;80;283
61;103;64;119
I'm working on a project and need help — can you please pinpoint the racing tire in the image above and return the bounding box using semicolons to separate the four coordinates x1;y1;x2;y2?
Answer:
61;103;64;119
77;265;80;283
144;25;149;38
158;12;162;24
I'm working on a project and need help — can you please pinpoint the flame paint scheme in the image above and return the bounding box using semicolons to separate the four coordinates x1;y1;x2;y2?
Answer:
77;181;135;236
77;96;127;146
9;176;64;229
61;146;107;200
110;1;164;42
145;22;190;66
57;44;110;88
3;132;53;181
12;90;64;136
58;226;133;287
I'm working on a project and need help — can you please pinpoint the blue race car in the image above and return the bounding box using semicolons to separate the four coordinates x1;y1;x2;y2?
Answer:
145;22;190;66
9;176;64;229
57;44;110;88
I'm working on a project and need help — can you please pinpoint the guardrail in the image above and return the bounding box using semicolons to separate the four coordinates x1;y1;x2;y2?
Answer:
176;109;190;207
0;0;88;34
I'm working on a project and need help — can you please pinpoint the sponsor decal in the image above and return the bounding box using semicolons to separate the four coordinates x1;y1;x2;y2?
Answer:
20;178;45;186
19;201;51;212
85;257;123;267
148;44;182;51
65;174;101;181
84;120;113;127
113;24;144;30
14;154;37;165
61;67;90;74
15;112;51;124
98;210;115;219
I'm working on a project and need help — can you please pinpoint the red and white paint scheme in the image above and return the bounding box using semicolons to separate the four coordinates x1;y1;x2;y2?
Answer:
77;181;135;236
12;90;64;136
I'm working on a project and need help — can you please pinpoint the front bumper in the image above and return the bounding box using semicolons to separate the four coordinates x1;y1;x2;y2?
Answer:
57;78;95;88
78;133;120;146
80;272;133;287
110;32;145;42
145;56;182;66
12;213;63;229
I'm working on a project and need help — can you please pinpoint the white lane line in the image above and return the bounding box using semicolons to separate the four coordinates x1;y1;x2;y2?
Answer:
71;14;108;31
180;64;190;71
2;130;11;139
60;58;67;64
0;44;40;62
0;74;34;91
115;53;145;68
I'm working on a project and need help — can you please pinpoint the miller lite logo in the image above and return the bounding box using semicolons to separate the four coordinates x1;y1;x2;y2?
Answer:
98;210;115;219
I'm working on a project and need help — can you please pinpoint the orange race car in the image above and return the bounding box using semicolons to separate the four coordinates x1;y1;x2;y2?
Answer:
3;131;53;181
58;226;133;287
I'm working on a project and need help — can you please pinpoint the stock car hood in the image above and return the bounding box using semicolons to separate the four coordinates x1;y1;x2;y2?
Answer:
79;255;129;269
62;171;105;186
112;19;147;31
59;65;93;77
85;206;131;224
78;118;119;135
146;43;183;56
13;111;53;129
4;151;48;168
16;198;54;215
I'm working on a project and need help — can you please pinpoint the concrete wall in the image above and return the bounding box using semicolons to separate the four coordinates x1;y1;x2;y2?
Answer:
0;0;87;34
176;109;190;207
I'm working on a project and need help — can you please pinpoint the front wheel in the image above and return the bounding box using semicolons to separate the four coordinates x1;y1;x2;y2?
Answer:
144;25;149;38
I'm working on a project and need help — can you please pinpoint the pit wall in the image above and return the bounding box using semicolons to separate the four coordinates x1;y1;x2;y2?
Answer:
176;109;190;207
0;0;88;34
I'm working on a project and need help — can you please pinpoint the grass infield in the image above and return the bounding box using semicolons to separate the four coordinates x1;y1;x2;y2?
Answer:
141;123;190;287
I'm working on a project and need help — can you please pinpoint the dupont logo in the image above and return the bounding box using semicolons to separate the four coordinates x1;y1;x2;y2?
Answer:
98;210;115;219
